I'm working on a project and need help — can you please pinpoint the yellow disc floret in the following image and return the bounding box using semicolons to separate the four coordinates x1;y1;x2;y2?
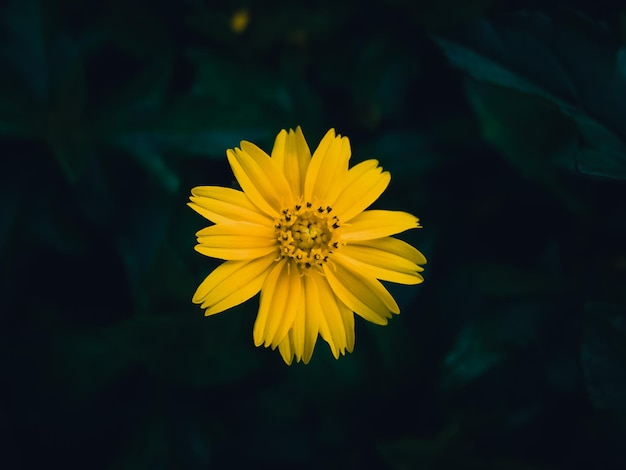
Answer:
275;201;343;270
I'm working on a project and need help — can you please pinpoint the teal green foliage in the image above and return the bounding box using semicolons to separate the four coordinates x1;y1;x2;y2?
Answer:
435;11;626;180
2;0;626;468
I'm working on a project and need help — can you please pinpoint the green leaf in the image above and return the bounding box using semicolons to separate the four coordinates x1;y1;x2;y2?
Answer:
434;11;626;180
581;302;626;412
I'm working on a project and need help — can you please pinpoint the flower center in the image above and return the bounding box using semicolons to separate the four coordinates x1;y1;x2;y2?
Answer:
275;201;342;270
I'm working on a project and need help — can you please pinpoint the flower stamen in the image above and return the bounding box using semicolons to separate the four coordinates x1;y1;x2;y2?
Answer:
275;201;343;270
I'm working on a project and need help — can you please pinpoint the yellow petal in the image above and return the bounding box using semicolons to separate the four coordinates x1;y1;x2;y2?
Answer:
323;257;399;325
289;276;319;364
227;144;292;217
311;272;350;357
276;276;321;365
337;243;424;285
339;300;355;354
278;333;294;365
352;236;427;266
339;210;420;241
253;260;285;347
270;127;311;198
289;289;306;363
188;186;272;226
253;260;302;348
269;264;302;348
332;159;391;221
302;278;322;363
192;254;276;316
304;129;351;203
195;222;277;260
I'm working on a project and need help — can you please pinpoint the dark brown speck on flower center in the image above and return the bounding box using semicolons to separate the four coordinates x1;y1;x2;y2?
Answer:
275;201;343;270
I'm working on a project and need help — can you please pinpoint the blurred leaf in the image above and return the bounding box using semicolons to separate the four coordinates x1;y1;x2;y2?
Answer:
463;261;571;299
351;36;420;129
186;2;351;53
443;295;561;389
0;71;41;137
0;405;15;466
0;0;46;136
46;322;132;404
73;154;118;227
113;127;270;163
94;55;173;135
110;411;171;470
434;11;626;180
0;179;21;322
464;79;589;215
444;320;507;387
108;314;263;388
377;427;554;470
581;302;626;412
97;0;172;58
45;59;91;184
187;48;288;125
367;130;440;175
377;435;445;470
2;0;95;182
145;243;196;307
1;0;48;99
115;192;170;310
617;46;626;79
184;6;234;44
26;190;86;255
0;179;20;252
101;50;272;163
117;139;179;193
407;0;498;33
171;411;213;469
235;383;311;465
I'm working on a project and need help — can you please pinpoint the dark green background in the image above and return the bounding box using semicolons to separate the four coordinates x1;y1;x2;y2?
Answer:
3;0;626;468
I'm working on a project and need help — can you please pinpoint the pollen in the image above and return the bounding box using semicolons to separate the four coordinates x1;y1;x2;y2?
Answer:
275;201;343;270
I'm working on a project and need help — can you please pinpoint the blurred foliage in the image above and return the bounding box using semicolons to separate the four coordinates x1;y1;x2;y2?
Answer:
2;0;626;468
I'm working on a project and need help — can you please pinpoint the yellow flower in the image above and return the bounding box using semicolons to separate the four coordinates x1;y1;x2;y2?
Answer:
189;127;426;364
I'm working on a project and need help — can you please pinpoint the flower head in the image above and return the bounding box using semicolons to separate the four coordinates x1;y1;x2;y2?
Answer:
189;127;426;364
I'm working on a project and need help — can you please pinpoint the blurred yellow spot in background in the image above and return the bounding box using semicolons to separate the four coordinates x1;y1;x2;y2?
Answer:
230;8;250;33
